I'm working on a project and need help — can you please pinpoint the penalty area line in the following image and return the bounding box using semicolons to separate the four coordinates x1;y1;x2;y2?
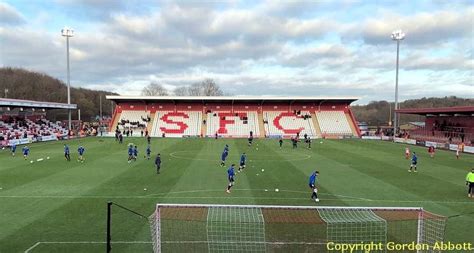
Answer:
3;189;473;205
24;241;152;253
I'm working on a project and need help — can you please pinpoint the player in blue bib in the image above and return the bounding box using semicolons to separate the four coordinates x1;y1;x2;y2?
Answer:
309;171;320;202
133;146;138;161
22;146;30;160
64;144;71;161
127;145;134;163
77;146;85;162
409;152;418;172
220;149;229;167
238;153;247;172
146;146;151;160
226;164;236;193
10;144;17;157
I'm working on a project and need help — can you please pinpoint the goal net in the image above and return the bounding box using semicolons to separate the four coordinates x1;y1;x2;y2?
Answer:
149;204;447;253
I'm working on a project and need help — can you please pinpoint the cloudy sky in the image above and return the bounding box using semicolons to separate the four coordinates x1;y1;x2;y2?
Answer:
0;0;472;104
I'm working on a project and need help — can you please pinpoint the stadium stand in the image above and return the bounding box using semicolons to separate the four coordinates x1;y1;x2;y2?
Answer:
0;116;68;141
152;111;202;137
0;99;77;146
116;110;150;133
396;106;474;145
106;96;361;139
206;111;259;137
316;111;353;136
264;111;316;138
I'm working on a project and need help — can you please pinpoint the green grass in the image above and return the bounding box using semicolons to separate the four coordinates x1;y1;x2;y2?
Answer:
0;137;473;252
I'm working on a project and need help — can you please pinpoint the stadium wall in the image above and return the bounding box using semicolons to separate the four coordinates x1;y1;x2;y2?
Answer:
360;136;474;154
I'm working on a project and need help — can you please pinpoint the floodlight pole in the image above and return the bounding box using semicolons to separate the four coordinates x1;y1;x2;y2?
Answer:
391;30;404;137
100;94;103;120
62;27;74;132
394;40;400;135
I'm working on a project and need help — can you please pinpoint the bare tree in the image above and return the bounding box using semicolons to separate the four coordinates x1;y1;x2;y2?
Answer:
141;82;169;96
174;78;224;96
173;86;189;96
188;84;202;96
199;78;224;96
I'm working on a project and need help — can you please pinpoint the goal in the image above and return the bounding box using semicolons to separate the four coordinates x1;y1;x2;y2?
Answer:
149;204;447;253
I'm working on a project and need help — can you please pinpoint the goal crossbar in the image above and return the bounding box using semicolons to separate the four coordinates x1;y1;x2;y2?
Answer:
155;203;424;211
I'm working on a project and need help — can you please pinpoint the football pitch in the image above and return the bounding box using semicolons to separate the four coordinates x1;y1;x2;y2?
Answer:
0;137;473;252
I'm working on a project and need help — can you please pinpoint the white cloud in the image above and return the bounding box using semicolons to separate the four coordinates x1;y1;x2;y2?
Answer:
0;1;472;104
353;8;474;45
0;2;25;25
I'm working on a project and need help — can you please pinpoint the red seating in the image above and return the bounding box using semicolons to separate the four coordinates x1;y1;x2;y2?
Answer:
217;112;248;134
273;112;305;134
159;112;189;134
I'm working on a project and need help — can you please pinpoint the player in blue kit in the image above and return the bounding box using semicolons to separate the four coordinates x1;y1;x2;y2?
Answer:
409;152;418;172
220;149;229;166
146;146;151;160
309;171;320;202
77;145;85;162
127;145;134;163
64;144;71;161
226;164;236;193
238;153;247;172
22;145;30;160
155;153;161;174
10;144;16;157
133;146;138;161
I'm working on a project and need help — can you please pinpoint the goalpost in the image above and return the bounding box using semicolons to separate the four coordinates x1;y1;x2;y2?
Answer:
149;204;447;253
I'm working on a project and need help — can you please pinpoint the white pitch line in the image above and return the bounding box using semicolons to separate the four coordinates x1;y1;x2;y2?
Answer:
0;195;358;201
1;189;473;204
1;194;473;204
161;240;326;245
169;151;311;162
0;189;364;199
24;241;152;253
24;239;324;253
24;242;41;253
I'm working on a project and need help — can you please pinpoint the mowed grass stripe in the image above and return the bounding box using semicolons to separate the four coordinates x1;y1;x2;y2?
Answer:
258;139;352;206
309;140;474;243
0;137;181;250
88;137;191;196
336;139;472;181
0;138;472;252
0;139;140;242
320;140;468;200
281;141;431;204
160;138;258;205
0;138;110;190
335;139;471;173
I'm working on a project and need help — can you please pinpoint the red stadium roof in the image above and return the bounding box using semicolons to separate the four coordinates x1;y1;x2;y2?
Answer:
395;106;474;116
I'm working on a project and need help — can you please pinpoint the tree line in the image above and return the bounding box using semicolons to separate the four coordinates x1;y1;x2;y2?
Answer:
141;78;225;96
1;67;471;125
352;97;474;126
0;67;116;121
0;68;227;121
